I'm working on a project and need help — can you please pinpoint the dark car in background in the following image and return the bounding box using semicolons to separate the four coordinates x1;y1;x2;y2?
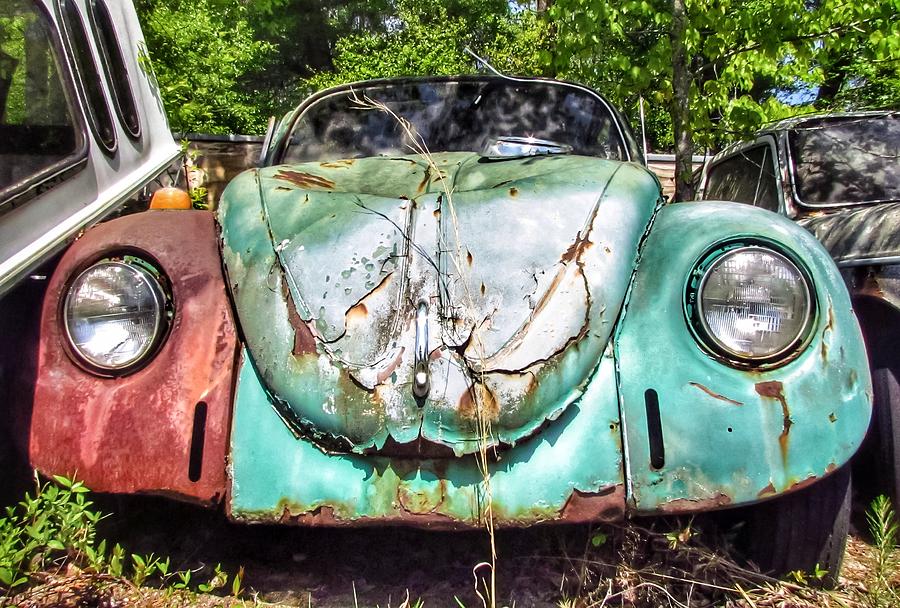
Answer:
699;111;900;512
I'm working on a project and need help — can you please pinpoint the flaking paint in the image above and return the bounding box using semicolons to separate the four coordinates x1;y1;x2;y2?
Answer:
228;346;626;526
615;202;872;513
218;153;661;455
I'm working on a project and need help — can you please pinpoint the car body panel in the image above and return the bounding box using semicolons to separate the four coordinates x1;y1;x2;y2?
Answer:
799;203;900;267
0;0;180;296
29;211;238;504
218;153;661;455
23;77;874;530
615;201;872;512
228;345;625;527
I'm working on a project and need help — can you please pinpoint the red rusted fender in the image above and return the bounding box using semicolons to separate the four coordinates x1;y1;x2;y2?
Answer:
29;211;237;504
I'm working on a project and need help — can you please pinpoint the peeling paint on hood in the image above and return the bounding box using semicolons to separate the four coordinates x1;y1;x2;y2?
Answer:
218;152;661;454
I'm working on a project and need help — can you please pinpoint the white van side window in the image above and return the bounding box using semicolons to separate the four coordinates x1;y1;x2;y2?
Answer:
0;0;85;205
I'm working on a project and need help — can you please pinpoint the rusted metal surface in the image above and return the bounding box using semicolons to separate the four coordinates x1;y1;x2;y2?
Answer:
227;346;626;526
688;382;744;406
755;380;793;465
29;211;238;504
218;153;661;456
216;79;872;526
657;494;732;514
615;201;872;513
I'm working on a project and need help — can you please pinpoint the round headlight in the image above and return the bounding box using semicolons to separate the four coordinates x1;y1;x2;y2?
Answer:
694;246;812;361
64;261;167;373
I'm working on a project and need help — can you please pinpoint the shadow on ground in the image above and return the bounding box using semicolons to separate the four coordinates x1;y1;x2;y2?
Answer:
94;495;596;607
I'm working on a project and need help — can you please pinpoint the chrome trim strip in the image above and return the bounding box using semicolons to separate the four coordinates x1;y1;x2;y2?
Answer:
836;256;900;268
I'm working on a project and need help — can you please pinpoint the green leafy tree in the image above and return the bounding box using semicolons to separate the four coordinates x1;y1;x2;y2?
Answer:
135;0;274;134
302;1;552;94
551;0;900;200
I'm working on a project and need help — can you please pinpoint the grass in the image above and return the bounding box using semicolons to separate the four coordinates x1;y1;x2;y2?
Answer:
2;475;899;607
1;474;244;607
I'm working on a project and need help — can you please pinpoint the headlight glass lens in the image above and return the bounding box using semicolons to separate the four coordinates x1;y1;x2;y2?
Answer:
64;261;166;371
697;247;811;360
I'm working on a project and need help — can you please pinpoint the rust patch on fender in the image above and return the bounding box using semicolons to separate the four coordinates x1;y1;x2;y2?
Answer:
273;501;465;529
279;504;338;526
787;475;819;493
415;166;446;194
30;211;238;504
658;493;732;513
755;380;792;465
560;230;593;264
282;282;317;356
275;169;336;191
757;482;776;498
847;369;858;389
397;479;447;514
688;382;743;406
458;383;499;421
346;301;369;324
509;187;518;197
823;304;835;334
559;486;625;523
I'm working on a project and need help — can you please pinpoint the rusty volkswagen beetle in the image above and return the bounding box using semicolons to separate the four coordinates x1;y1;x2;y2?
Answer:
699;111;900;515
28;77;871;582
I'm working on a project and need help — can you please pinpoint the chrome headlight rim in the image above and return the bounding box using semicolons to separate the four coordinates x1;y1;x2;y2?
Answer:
685;240;816;367
62;256;171;376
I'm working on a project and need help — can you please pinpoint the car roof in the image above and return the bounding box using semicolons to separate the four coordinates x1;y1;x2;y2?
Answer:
712;110;899;160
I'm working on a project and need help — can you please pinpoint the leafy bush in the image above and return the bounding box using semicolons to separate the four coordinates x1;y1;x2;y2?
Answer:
0;474;242;599
135;0;274;134
0;475;102;589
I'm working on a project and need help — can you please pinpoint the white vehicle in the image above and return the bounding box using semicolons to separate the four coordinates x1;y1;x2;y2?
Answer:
0;0;179;486
0;0;180;295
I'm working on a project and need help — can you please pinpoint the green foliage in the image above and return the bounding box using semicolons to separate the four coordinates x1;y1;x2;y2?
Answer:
304;5;471;92
553;0;796;150
865;495;900;608
0;474;104;589
551;0;900;199
135;0;274;134
302;2;552;94
0;474;244;598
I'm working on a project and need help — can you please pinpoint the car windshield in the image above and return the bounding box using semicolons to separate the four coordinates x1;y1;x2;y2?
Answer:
280;78;632;164
788;115;900;206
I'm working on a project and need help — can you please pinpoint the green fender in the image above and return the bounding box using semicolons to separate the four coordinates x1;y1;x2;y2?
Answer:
615;201;872;513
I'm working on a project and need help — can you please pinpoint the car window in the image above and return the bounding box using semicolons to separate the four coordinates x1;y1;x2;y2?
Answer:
789;115;900;206
59;0;115;152
0;0;84;203
282;79;630;164
88;0;140;139
705;144;779;212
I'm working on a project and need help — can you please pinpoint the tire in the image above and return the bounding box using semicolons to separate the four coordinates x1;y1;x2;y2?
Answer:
871;367;900;516
738;465;851;587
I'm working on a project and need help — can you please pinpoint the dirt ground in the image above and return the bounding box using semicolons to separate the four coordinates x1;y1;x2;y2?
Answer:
11;490;881;608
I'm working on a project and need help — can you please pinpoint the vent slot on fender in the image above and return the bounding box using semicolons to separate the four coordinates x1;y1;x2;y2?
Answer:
645;389;665;469
188;401;208;482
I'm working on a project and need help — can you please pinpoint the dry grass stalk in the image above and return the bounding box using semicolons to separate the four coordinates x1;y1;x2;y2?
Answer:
348;90;499;608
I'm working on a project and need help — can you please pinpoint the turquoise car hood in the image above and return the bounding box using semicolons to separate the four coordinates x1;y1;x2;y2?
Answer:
218;152;661;454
